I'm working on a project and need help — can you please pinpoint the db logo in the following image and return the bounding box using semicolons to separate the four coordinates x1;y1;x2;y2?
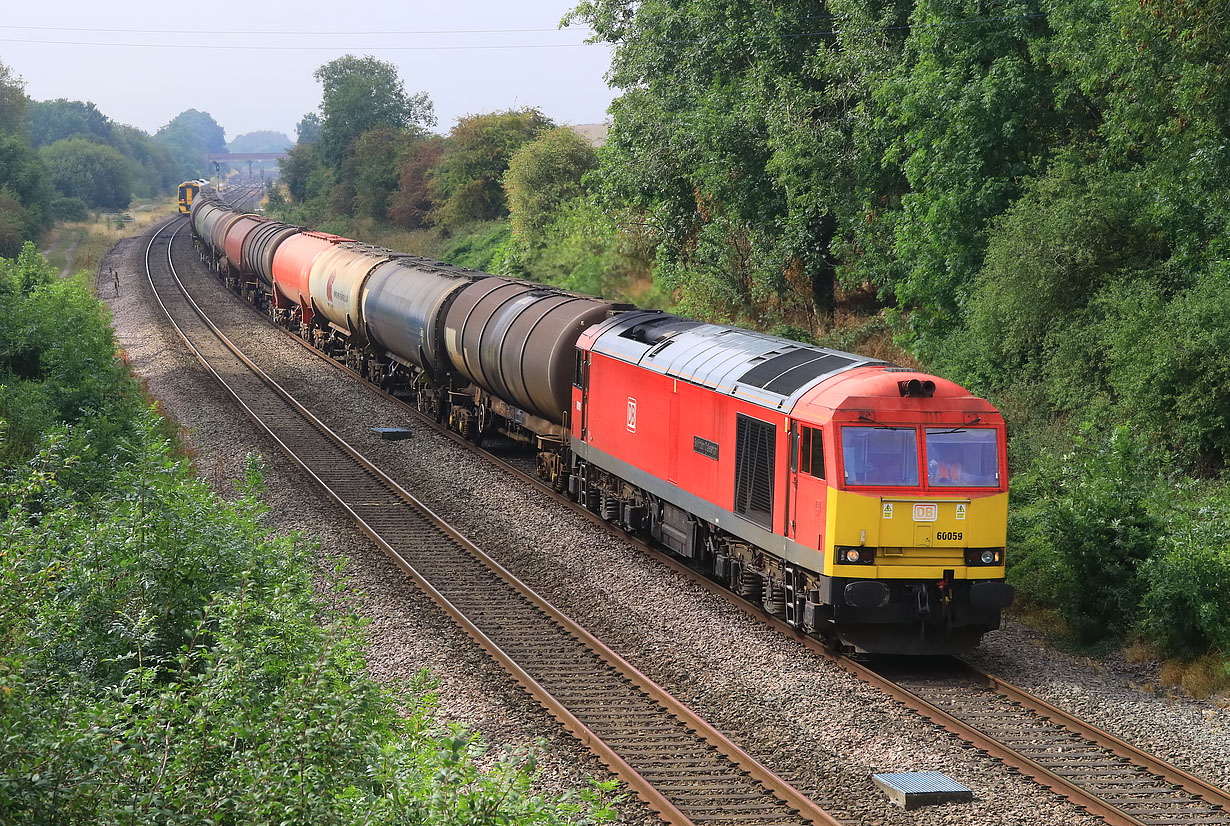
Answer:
626;397;637;432
913;503;938;522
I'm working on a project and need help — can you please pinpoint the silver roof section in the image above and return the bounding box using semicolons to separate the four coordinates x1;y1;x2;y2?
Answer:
587;310;889;411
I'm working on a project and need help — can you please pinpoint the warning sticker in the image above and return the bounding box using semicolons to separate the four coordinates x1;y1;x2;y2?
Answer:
882;503;894;519
956;504;967;520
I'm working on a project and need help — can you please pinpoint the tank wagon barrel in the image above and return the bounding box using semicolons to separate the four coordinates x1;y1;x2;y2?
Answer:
362;257;485;379
307;242;401;341
444;277;620;425
244;221;301;289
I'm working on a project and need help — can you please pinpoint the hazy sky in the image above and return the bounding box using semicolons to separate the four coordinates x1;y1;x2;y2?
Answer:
1;1;620;142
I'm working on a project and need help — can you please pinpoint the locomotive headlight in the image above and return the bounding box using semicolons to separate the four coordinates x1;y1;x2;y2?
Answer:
837;546;876;565
965;548;1004;566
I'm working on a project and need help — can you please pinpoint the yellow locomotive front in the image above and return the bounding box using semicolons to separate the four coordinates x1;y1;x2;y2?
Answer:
791;369;1013;653
177;181;201;215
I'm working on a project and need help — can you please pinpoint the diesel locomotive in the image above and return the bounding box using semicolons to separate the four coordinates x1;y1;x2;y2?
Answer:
188;192;1013;654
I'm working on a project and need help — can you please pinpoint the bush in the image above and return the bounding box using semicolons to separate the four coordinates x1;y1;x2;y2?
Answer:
0;244;140;481
49;195;87;221
1038;424;1165;643
1140;498;1230;659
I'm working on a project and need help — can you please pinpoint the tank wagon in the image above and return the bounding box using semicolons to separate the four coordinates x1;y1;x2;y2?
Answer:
187;194;1012;654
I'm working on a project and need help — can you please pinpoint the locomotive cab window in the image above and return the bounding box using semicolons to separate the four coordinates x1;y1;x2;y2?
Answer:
926;428;1000;487
799;426;825;479
841;426;919;487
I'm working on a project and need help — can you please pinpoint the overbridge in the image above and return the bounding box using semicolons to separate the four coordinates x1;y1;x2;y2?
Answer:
206;152;289;177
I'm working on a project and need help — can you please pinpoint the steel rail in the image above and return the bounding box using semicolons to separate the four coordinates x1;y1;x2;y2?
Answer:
142;217;843;826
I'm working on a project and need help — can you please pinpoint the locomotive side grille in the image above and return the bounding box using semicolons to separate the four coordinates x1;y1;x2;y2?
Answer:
734;413;775;529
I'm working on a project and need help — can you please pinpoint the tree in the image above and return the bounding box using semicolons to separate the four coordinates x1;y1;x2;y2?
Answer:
295;112;322;145
344;127;410;221
313;55;434;167
39;137;132;209
280;142;318;203
568;0;910;329
504;127;597;248
0;59;28;137
432;108;553;227
28;99;113;148
154;109;227;179
387;136;444;229
0;134;53;224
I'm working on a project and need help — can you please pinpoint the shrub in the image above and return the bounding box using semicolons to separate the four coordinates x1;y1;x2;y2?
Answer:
49;195;87;221
1040;424;1165;642
1140;497;1230;659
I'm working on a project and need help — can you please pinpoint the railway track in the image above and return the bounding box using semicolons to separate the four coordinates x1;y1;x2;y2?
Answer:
856;657;1230;826
144;213;842;826
159;193;1230;825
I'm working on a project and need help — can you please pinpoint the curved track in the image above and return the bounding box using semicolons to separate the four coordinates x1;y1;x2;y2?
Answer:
145;213;842;826
183;206;1230;826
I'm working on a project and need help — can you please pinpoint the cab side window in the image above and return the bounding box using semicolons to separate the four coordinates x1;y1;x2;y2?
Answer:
799;426;825;479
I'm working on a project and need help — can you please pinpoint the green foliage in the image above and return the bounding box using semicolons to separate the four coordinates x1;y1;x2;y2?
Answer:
154;109;227;180
569;0;912;329
27;98;113;148
1141;495;1230;659
0;244;139;480
432;108;553;227
1030;425;1165;643
0;59;28;136
882;0;1059;348
38;137;133;209
0;134;53;247
296;112;322;145
313;55;435;168
344;127;411;222
441;221;515;272
505;127;598;248
48;196;87;222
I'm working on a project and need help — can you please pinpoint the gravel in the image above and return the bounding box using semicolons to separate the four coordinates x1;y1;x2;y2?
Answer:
102;223;1228;825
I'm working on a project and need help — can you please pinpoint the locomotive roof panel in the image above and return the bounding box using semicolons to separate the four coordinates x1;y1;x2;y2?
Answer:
587;311;888;410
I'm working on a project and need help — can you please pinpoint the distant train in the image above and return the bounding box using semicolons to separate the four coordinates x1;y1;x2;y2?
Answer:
176;180;211;215
188;192;1013;654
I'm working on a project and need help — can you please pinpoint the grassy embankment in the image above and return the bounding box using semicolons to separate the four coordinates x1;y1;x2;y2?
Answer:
40;199;180;279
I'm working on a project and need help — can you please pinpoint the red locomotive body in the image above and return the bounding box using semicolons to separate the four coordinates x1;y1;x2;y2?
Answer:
571;311;1012;653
